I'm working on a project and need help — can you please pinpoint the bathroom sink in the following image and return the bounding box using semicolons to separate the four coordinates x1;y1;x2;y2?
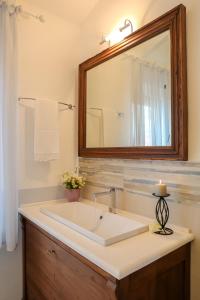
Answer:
40;202;148;246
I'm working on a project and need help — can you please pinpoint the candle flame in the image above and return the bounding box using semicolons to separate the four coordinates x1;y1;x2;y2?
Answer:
159;180;162;184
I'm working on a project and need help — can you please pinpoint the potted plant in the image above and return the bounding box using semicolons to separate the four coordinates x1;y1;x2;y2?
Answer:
62;172;86;202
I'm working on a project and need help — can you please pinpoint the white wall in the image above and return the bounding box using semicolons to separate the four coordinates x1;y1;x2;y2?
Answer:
18;0;80;190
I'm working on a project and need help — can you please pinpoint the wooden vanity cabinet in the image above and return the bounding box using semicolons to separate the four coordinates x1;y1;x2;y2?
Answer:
21;217;191;300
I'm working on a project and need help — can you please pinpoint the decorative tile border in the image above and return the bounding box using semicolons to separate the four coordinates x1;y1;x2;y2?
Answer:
79;158;200;206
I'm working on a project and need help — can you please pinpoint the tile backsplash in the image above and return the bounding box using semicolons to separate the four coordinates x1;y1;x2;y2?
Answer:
80;158;200;206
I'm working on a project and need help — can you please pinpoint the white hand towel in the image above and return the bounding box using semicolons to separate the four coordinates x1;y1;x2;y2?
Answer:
34;99;59;161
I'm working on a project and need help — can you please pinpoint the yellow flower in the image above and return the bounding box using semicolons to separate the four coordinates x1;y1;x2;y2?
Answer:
61;171;86;189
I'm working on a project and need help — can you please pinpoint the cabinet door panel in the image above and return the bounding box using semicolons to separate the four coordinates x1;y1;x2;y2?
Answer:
25;222;57;299
54;244;117;300
155;263;185;300
26;278;57;300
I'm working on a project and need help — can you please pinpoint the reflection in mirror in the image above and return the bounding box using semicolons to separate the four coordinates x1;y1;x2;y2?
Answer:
86;30;171;148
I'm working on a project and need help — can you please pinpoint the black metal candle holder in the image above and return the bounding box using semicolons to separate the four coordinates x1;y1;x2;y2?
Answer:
152;193;174;235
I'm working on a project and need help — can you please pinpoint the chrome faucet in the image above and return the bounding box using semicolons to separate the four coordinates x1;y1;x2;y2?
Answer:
92;187;122;214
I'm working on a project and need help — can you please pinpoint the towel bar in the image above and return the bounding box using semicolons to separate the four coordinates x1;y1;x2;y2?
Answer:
18;97;75;111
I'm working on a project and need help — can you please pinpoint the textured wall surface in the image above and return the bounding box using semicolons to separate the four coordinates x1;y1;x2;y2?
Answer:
80;158;200;206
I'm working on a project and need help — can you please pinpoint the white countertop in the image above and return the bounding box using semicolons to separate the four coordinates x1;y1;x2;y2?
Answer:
18;199;194;280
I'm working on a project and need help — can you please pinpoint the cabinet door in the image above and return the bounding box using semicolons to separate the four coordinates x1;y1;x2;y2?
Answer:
54;244;117;300
155;262;186;300
117;245;190;300
25;222;57;300
26;280;57;300
117;274;155;300
25;221;117;300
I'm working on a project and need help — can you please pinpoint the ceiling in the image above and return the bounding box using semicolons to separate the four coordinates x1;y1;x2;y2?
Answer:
27;0;99;24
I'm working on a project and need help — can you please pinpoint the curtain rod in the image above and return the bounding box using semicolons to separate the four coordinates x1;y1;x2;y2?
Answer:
18;97;75;111
3;1;45;23
16;6;45;23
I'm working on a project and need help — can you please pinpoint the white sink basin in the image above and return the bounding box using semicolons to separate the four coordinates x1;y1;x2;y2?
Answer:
40;202;148;246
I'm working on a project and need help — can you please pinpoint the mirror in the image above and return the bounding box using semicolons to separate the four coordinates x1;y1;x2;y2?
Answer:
86;31;171;148
79;5;187;160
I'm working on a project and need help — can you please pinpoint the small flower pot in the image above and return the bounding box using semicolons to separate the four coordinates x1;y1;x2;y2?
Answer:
64;189;80;202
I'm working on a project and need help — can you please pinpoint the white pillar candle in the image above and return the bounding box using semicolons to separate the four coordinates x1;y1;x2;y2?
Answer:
156;180;167;196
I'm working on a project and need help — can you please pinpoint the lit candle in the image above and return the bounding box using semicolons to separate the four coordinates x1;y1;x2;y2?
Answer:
156;180;167;196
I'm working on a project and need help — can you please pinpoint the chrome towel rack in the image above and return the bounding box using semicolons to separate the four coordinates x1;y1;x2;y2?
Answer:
18;97;76;111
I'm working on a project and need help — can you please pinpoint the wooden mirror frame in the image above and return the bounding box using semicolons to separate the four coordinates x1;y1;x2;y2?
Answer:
79;5;187;160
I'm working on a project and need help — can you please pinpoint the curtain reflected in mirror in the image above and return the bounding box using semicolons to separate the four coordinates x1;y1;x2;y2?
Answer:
86;31;171;148
131;56;171;146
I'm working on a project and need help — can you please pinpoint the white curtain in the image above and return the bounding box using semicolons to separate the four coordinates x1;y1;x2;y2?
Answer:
130;58;171;146
0;1;18;251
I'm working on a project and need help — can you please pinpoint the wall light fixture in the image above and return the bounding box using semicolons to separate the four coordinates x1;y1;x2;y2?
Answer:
100;19;134;46
119;19;133;34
